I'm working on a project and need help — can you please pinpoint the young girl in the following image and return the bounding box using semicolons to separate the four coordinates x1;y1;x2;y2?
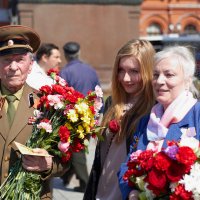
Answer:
83;39;155;200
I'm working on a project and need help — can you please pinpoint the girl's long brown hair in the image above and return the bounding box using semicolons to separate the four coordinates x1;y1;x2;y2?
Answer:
101;39;155;143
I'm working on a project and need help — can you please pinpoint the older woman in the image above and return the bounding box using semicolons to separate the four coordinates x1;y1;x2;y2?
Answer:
118;45;200;200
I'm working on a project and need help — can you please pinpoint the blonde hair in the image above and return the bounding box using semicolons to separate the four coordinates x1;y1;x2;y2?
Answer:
101;39;155;143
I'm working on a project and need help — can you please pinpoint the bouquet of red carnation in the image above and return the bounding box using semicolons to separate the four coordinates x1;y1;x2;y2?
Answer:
0;71;103;199
123;136;200;200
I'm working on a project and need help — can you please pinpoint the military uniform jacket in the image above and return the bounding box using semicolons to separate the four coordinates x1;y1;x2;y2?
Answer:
0;82;69;199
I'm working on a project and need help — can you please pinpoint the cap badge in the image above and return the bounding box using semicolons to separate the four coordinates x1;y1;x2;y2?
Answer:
8;40;14;47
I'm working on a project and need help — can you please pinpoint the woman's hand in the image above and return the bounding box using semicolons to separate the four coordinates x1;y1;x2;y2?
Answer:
22;148;52;172
129;190;139;200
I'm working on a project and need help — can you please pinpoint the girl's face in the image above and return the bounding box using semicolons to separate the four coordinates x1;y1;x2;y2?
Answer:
118;56;142;99
152;58;187;110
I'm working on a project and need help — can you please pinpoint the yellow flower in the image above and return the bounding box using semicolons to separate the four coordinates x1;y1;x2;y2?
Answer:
65;122;73;130
90;118;95;127
75;102;89;114
67;109;78;122
83;123;91;133
77;125;85;139
81;114;91;125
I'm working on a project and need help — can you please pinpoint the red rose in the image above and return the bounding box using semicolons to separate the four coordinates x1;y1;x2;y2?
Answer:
145;168;168;195
108;119;120;134
176;146;197;167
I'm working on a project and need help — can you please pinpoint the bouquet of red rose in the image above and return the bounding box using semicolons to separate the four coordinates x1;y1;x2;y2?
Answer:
123;136;200;200
0;69;103;199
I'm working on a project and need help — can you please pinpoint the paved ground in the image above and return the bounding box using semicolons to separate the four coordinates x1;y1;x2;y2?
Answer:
52;139;96;200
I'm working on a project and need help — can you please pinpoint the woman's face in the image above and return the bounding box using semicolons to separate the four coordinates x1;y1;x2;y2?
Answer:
152;58;187;110
118;56;142;99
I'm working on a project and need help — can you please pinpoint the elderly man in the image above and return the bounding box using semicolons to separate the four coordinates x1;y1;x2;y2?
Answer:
0;25;67;199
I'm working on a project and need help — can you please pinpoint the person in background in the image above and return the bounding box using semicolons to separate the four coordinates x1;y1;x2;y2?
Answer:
191;76;200;99
118;45;200;200
26;43;62;90
60;41;102;192
0;25;68;199
83;39;155;200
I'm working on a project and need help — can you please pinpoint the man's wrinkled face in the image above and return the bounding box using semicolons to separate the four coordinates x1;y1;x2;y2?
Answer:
0;53;33;92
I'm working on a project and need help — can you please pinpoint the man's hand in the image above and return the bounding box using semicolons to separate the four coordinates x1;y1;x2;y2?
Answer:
22;148;52;172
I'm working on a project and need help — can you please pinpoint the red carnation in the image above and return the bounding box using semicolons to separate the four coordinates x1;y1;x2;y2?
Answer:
40;85;52;94
154;152;171;171
89;106;95;114
52;84;66;95
145;168;168;196
176;146;197;167
166;160;186;182
71;138;84;152
170;184;193;200
59;126;70;143
108;119;120;134
47;68;59;76
137;150;154;171
61;151;72;163
123;169;134;181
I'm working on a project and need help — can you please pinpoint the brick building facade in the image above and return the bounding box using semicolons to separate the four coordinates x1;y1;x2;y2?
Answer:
19;1;142;94
140;0;200;36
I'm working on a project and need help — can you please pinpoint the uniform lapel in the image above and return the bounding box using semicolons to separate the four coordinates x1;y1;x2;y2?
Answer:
6;84;35;144
0;105;9;140
0;82;9;140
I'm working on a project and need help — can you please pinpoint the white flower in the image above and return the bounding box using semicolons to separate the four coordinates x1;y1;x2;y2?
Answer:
179;162;200;197
179;136;199;152
170;182;178;192
33;110;43;119
144;183;156;200
95;85;103;98
94;97;103;114
84;139;89;146
58;77;67;86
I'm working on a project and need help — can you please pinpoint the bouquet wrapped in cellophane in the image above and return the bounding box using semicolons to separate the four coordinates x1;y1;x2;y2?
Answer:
0;69;103;199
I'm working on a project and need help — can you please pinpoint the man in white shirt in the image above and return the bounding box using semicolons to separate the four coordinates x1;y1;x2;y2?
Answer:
26;43;62;90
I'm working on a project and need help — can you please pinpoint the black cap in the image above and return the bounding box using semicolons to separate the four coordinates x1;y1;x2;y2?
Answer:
63;42;80;55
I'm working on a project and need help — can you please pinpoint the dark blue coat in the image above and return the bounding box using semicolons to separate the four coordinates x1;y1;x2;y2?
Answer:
118;102;200;200
60;59;100;96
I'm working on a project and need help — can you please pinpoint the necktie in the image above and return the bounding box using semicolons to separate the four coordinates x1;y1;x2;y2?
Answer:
6;95;17;126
